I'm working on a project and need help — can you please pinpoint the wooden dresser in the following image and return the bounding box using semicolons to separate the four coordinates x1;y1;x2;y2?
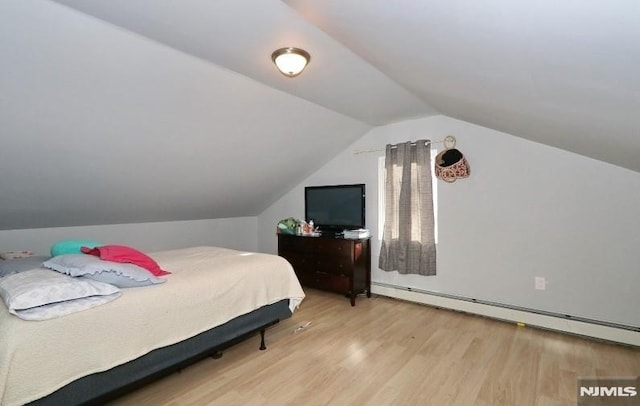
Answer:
277;233;371;306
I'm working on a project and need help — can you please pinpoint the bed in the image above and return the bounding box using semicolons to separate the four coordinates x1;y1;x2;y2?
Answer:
0;246;305;406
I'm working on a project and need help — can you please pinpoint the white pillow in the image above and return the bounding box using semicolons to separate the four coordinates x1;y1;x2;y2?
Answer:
0;269;120;320
43;254;166;288
8;292;120;321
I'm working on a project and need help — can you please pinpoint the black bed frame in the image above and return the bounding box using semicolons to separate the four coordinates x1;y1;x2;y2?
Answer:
29;299;292;405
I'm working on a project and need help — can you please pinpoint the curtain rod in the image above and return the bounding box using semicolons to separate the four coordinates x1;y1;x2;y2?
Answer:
353;135;456;155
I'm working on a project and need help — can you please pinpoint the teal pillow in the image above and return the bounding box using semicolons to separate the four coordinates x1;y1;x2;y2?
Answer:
50;240;101;257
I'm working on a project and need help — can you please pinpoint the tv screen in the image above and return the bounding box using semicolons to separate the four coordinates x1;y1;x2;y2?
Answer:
305;184;365;232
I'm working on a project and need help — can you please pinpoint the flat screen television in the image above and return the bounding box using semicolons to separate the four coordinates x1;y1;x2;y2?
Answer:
305;184;365;233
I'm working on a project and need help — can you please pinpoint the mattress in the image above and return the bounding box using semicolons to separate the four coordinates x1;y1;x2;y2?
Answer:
0;246;305;406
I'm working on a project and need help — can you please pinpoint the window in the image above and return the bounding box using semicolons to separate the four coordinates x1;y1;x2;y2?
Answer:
378;148;438;243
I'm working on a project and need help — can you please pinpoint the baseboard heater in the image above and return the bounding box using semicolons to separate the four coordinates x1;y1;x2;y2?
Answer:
371;282;640;347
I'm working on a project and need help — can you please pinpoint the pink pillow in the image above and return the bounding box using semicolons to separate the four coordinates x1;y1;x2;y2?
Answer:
81;245;170;276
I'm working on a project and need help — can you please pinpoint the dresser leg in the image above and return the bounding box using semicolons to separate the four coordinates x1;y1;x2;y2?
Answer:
259;328;267;350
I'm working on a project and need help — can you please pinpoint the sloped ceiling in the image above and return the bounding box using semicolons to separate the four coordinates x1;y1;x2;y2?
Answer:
2;0;639;229
285;0;640;171
1;0;374;230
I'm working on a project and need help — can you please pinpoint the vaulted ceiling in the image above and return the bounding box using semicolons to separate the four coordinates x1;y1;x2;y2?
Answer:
1;0;638;229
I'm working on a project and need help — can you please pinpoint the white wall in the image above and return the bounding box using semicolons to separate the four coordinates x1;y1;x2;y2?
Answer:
0;217;258;255
258;115;640;327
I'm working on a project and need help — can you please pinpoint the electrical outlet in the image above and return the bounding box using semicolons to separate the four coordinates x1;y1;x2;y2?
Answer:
535;276;546;290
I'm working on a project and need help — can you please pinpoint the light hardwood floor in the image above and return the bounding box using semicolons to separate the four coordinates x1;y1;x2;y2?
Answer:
110;289;640;406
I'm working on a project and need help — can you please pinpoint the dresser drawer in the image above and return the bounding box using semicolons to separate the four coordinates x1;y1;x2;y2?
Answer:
279;252;310;269
313;238;352;257
299;272;350;294
279;235;350;256
314;256;354;276
282;252;353;277
277;235;307;252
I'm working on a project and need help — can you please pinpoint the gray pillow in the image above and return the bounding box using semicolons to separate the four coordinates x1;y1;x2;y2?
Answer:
43;254;166;288
0;256;50;278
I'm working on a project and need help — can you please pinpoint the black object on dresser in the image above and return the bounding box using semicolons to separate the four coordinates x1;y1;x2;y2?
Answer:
278;233;371;306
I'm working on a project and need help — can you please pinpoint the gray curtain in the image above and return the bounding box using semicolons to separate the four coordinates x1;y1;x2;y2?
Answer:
379;139;436;275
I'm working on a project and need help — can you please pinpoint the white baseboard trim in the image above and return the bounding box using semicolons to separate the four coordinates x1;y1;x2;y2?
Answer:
371;283;640;347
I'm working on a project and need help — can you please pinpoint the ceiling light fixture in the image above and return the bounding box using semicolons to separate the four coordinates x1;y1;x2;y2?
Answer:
271;47;310;78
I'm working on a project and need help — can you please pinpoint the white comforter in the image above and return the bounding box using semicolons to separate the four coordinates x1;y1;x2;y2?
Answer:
0;246;305;406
